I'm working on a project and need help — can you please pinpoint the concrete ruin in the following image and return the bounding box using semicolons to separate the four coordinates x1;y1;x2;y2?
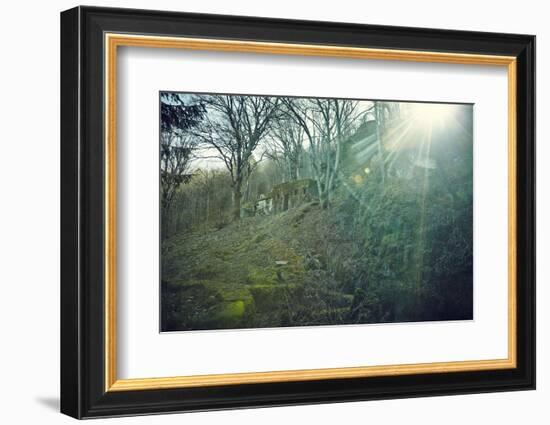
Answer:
245;178;318;217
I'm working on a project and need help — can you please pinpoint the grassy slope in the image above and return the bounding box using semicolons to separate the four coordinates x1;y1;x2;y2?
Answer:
161;202;354;331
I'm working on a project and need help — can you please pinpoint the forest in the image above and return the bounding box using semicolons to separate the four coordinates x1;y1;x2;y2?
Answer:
160;92;473;332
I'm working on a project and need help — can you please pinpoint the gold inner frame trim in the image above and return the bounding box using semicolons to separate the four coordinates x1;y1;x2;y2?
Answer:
104;33;518;392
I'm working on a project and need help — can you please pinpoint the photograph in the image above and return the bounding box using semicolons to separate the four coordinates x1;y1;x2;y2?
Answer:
160;92;474;332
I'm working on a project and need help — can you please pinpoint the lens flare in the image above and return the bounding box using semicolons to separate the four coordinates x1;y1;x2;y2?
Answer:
409;103;457;128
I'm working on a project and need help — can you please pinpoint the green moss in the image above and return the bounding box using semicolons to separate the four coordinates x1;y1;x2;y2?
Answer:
210;300;246;324
211;284;253;303
246;266;278;286
248;284;294;312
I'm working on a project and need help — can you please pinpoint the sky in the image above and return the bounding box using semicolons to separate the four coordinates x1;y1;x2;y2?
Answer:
160;92;470;173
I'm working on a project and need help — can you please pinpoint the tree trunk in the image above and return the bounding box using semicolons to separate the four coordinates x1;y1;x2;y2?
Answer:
233;185;242;220
205;192;210;222
375;102;386;183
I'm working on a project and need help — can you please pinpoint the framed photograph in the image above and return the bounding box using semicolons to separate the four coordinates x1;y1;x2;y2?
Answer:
60;6;535;419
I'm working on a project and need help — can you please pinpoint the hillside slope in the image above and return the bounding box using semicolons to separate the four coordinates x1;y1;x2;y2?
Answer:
161;202;356;331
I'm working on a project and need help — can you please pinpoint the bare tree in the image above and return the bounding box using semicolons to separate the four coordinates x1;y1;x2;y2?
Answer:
194;95;280;219
160;131;196;209
283;98;362;208
265;116;304;182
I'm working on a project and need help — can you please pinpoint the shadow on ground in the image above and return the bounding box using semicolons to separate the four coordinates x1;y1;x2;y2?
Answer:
35;396;59;411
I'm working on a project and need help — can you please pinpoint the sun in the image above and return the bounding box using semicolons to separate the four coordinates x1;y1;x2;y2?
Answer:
408;103;458;128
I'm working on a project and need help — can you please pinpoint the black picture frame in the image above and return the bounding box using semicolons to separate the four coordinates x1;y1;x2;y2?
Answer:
61;5;535;419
